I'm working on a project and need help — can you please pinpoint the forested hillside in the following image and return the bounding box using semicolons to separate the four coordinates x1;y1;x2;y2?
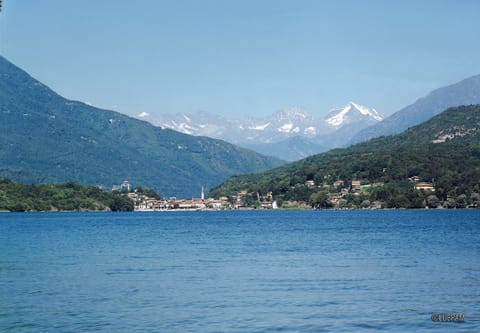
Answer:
0;56;283;198
210;105;480;209
0;179;134;212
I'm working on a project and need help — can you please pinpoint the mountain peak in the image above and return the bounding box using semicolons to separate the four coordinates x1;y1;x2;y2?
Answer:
325;102;383;128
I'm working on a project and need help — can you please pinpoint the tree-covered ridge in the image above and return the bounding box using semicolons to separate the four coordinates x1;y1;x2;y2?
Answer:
0;56;283;198
209;105;480;209
0;179;134;212
350;74;480;144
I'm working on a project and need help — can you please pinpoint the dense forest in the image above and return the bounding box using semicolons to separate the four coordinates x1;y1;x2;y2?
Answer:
210;105;480;209
0;179;134;212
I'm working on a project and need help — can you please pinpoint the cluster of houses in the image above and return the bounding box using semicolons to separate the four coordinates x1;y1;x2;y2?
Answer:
122;188;280;211
276;176;435;208
124;187;230;211
432;126;476;144
126;192;279;212
304;178;386;207
221;177;436;210
115;176;436;211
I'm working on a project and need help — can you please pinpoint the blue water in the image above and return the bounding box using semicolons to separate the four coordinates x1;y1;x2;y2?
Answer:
1;210;479;332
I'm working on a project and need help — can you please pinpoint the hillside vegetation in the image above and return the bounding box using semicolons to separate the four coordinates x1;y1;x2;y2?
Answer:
351;74;480;144
210;105;480;209
0;56;283;198
0;179;133;212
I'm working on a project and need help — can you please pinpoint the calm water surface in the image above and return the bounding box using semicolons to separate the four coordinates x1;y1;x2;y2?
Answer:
1;210;479;332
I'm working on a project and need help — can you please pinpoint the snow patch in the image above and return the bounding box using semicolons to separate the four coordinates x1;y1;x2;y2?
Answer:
304;126;316;135
137;112;150;118
248;123;271;131
350;102;382;121
278;123;293;133
177;123;197;135
164;121;198;135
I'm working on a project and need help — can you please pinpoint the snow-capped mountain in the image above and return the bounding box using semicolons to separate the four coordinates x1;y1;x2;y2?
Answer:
158;111;230;138
264;107;318;136
141;102;383;161
325;102;383;128
152;107;328;145
248;107;326;143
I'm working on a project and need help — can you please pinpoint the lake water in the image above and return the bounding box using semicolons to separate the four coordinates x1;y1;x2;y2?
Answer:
1;210;479;332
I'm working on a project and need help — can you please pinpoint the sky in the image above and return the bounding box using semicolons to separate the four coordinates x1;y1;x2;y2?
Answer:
1;0;480;119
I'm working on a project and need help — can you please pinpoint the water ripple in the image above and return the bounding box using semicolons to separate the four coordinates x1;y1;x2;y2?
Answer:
0;210;478;332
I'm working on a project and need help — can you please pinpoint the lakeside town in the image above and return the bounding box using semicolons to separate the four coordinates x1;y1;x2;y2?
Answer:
113;177;456;212
117;181;267;211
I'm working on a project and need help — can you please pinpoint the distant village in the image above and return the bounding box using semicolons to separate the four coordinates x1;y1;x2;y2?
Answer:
113;177;438;211
113;181;234;211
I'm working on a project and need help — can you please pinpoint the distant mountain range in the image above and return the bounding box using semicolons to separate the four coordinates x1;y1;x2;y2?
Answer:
0;56;283;198
144;102;383;160
350;74;480;144
145;75;480;161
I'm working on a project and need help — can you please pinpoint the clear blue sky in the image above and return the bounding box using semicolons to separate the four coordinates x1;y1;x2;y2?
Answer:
1;0;479;118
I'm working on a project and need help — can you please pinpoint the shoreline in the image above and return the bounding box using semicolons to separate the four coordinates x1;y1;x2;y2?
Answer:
1;207;479;213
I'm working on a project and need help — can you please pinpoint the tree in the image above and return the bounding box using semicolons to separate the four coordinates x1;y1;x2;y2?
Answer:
110;195;134;211
243;193;260;208
426;195;440;209
445;197;456;209
360;200;371;209
309;191;332;209
456;194;467;208
390;194;409;208
470;192;480;207
276;198;284;208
